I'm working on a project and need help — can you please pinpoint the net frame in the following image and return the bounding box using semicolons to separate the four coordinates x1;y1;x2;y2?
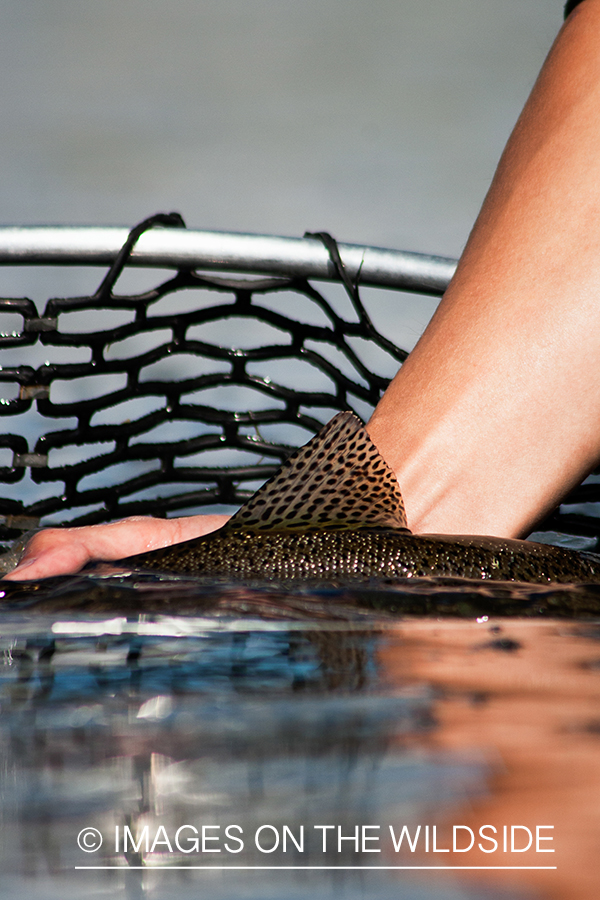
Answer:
0;213;597;549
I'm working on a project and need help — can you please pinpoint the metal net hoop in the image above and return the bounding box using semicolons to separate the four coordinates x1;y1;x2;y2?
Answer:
0;214;596;550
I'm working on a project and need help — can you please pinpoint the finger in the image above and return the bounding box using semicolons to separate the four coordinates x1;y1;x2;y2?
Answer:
3;542;91;580
1;514;231;580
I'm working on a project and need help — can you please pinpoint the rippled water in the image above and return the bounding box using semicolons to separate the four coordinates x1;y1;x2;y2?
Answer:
1;576;599;899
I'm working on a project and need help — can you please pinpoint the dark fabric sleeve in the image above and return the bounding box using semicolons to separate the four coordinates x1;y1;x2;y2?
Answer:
564;0;587;16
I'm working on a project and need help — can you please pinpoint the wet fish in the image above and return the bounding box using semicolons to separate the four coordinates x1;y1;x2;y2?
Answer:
121;412;600;585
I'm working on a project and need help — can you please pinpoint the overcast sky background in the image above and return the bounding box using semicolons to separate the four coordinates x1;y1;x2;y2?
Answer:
0;0;561;258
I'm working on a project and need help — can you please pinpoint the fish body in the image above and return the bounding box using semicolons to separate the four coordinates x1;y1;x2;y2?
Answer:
126;526;600;584
122;413;600;585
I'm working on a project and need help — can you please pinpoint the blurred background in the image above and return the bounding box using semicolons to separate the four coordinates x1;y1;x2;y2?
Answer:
0;0;561;257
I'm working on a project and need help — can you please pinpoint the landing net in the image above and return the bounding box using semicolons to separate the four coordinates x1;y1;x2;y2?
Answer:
0;214;596;551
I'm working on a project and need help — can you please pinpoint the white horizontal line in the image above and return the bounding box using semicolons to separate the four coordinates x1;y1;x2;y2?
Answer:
75;865;557;871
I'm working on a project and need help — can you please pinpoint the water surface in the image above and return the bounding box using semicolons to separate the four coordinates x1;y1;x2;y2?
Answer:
1;576;599;899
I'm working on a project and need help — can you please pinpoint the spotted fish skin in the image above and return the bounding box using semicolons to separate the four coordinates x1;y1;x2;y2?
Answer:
125;527;600;584
121;412;600;585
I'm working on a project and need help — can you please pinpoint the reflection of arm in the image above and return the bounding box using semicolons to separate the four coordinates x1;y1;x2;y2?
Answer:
368;0;600;538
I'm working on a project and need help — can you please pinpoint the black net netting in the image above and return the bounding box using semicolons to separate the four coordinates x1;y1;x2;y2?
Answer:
0;213;598;551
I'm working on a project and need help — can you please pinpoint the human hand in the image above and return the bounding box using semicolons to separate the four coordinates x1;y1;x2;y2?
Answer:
2;514;230;580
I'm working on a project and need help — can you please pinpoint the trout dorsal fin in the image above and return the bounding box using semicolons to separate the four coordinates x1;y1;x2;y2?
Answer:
228;411;408;532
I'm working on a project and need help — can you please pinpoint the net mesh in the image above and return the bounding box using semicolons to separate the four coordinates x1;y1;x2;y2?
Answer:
0;213;598;550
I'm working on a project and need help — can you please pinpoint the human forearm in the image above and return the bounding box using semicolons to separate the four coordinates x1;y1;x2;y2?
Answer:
368;0;600;537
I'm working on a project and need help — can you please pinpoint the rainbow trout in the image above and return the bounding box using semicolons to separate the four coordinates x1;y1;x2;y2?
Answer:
122;413;600;585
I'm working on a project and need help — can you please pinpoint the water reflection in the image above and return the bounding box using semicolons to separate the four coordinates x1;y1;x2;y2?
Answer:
0;585;599;898
379;619;600;900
